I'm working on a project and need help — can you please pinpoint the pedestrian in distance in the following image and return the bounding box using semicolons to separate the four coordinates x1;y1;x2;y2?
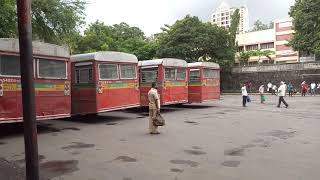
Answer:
241;83;248;107
148;82;161;134
301;81;308;96
277;81;289;108
287;82;294;97
310;82;316;96
267;82;273;93
272;85;277;95
259;85;265;104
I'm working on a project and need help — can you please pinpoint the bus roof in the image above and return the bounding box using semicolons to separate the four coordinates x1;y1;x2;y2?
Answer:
71;51;138;63
138;58;187;67
0;38;69;58
188;62;220;69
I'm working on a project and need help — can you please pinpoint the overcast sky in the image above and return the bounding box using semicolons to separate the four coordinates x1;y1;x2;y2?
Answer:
85;0;296;36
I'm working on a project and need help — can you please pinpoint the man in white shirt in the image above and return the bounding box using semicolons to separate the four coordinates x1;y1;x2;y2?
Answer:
241;84;248;107
310;82;316;96
277;81;288;108
148;82;161;134
267;82;272;93
259;85;265;104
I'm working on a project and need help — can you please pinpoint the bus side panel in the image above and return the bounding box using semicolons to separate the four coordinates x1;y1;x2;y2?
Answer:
35;79;71;119
140;86;150;107
188;84;202;103
97;80;140;111
71;84;97;114
0;81;20;122
202;78;220;101
163;83;188;105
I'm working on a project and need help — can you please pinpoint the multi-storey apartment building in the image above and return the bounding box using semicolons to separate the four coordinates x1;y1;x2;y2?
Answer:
211;1;249;34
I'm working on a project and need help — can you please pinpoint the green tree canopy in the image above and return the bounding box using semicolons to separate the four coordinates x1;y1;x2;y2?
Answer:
0;0;86;47
289;0;320;55
156;15;234;67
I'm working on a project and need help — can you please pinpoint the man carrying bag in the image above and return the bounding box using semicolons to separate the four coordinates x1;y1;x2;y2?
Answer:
148;82;164;134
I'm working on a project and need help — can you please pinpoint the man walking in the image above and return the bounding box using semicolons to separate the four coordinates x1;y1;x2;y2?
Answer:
310;82;316;96
148;82;161;134
259;85;265;104
287;82;294;97
277;81;288;108
241;83;248;107
267;82;272;93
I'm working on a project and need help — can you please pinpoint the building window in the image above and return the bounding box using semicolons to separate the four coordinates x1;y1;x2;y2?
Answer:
212;15;215;18
221;17;225;20
212;19;216;22
221;13;224;16
226;12;229;15
237;46;244;52
246;44;259;51
221;22;225;25
260;42;274;49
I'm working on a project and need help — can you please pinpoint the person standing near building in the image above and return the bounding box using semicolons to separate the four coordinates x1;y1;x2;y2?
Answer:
287;82;294;97
267;82;273;93
148;82;161;134
277;81;289;108
241;83;248;107
310;82;316;96
272;84;277;95
259;85;265;104
301;81;308;96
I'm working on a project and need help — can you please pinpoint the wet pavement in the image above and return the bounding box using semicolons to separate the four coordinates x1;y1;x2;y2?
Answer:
0;95;320;180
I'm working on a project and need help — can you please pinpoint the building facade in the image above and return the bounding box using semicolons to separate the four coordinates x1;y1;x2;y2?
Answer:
235;18;311;64
211;2;249;34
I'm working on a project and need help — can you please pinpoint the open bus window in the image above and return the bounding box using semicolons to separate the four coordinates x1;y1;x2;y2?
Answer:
0;55;20;76
189;69;200;81
99;64;118;80
177;68;186;80
203;69;219;79
141;67;158;83
120;64;136;79
165;68;176;80
38;59;67;79
75;67;93;84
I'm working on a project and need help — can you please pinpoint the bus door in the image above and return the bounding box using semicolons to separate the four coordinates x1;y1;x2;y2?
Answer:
140;66;158;106
202;68;219;100
188;68;201;102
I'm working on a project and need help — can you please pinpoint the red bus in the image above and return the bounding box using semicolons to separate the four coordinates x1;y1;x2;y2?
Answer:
0;38;71;123
71;51;140;115
188;62;220;103
139;58;188;106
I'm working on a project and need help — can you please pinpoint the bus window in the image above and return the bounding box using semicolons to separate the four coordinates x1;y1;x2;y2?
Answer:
99;64;118;80
177;68;186;80
0;55;20;76
203;69;219;79
120;64;136;79
189;69;200;82
75;66;93;84
165;68;176;80
38;59;67;79
141;67;158;83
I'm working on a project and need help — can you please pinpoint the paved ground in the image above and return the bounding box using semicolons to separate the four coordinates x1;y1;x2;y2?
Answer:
0;95;320;180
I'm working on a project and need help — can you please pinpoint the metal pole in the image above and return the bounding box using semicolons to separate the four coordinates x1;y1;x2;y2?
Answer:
16;0;40;180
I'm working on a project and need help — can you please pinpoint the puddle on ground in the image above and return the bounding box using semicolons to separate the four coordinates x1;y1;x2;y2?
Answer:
40;160;79;179
216;112;226;114
136;116;145;119
14;155;46;165
0;142;6;145
252;139;265;143
184;150;207;155
70;151;81;155
123;177;133;180
192;146;202;150
241;144;256;149
51;133;59;136
169;160;199;167
184;121;199;125
170;168;184;173
114;156;137;162
62;142;95;150
262;130;296;140
224;148;244;156
61;127;81;131
221;160;241;167
106;122;118;126
119;139;127;142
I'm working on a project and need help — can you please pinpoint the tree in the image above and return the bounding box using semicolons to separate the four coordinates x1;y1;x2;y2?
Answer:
156;15;234;65
289;0;320;55
251;20;273;32
0;0;86;48
229;9;240;48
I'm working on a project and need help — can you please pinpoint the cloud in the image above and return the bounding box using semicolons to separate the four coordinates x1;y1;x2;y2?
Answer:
85;0;296;35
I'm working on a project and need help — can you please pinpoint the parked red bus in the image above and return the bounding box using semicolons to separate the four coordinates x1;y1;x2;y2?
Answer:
71;51;140;115
139;58;188;106
0;38;71;123
188;62;220;103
